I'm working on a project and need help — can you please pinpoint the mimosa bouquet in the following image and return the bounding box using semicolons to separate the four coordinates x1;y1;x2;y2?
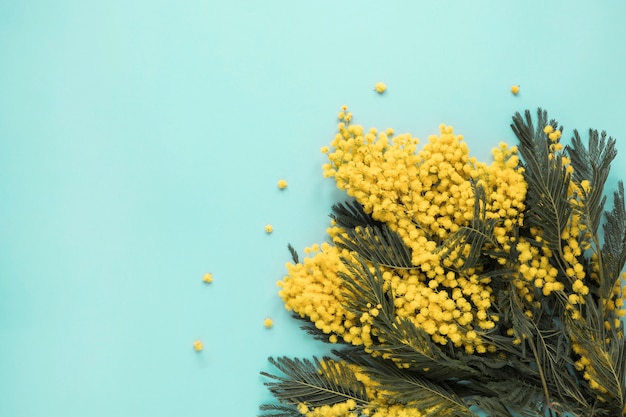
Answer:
260;108;626;417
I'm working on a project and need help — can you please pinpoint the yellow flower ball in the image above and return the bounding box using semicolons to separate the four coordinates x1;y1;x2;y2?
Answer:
265;224;273;234
193;340;203;351
202;273;213;283
374;82;387;94
264;318;274;328
277;179;288;189
511;85;520;95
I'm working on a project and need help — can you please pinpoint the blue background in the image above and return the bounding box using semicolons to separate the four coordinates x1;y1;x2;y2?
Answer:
1;1;625;416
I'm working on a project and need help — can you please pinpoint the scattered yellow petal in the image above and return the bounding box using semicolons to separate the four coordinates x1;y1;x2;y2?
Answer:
374;82;387;94
265;224;273;233
202;273;213;283
511;85;520;95
277;179;288;189
193;340;203;351
264;318;274;328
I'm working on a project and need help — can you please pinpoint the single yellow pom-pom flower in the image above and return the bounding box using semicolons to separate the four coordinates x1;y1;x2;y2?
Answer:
202;273;213;283
193;340;203;351
264;318;274;328
374;82;387;94
277;179;288;189
511;85;520;95
320;145;329;154
265;224;273;234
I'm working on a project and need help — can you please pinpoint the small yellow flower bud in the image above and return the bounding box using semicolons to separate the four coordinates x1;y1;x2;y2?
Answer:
511;85;520;95
265;224;273;234
264;318;274;328
193;340;203;351
202;273;213;283
277;179;288;189
374;82;387;94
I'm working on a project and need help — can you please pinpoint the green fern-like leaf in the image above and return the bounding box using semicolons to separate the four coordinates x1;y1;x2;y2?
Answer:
338;256;396;318
331;200;414;269
258;403;302;417
335;225;414;269
511;109;572;272
485;271;597;413
331;200;383;230
566;128;616;236
348;352;478;417
287;243;299;264
565;296;626;414
368;317;484;381
468;380;547;417
601;181;626;299
261;356;368;409
464;395;517;417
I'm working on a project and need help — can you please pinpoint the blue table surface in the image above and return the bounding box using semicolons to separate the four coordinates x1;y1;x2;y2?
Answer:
1;1;625;416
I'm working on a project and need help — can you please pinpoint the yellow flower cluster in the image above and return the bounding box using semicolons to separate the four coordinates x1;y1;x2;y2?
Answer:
298;400;360;417
277;179;288;189
278;242;358;343
375;82;387;94
279;107;528;354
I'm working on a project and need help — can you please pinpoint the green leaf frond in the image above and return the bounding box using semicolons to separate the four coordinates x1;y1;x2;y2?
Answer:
601;181;626;299
369;317;484;381
495;285;536;351
464;395;517;417
336;224;414;269
565;297;626;414
259;403;302;417
338;256;395;318
511;109;572;270
332;200;414;269
287;243;299;264
369;320;482;382
438;181;500;270
488;282;593;411
565;128;616;236
261;356;368;410
340;350;478;417
331;199;383;230
468;379;552;417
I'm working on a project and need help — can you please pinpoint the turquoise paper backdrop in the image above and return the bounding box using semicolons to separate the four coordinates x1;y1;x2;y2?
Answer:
1;1;625;416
